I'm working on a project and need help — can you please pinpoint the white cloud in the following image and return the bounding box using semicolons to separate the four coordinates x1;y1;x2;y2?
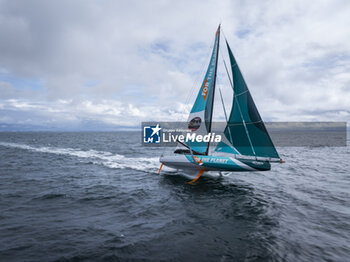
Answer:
0;0;349;130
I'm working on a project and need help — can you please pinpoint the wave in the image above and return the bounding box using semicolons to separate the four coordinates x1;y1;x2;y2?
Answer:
0;142;160;172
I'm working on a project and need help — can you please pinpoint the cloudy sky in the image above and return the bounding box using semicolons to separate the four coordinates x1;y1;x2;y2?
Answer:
0;0;349;130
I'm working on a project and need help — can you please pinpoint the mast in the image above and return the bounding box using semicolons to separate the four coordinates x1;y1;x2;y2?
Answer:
184;25;221;155
205;24;220;155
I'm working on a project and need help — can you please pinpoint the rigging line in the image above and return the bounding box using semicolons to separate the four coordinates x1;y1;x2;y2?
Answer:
175;44;213;152
184;42;213;107
234;90;249;97
219;88;229;122
223;57;233;88
219;45;233;88
227;120;262;126
234;97;256;156
178;40;212;140
221;26;227;40
222;27;252;95
219;88;233;145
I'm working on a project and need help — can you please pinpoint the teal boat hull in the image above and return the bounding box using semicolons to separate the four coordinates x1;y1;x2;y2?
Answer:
160;154;270;172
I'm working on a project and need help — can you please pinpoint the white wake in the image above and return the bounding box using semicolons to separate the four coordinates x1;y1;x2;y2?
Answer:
0;142;160;172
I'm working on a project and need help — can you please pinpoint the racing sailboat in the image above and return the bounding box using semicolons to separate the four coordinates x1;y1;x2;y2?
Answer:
159;25;284;183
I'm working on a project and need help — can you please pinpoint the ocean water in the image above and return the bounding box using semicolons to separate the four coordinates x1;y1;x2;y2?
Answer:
0;132;349;262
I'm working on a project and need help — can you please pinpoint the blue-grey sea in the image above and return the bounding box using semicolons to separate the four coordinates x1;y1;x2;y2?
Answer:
0;132;349;262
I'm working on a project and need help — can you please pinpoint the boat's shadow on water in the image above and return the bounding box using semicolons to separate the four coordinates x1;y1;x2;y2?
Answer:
160;171;256;194
156;172;280;262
